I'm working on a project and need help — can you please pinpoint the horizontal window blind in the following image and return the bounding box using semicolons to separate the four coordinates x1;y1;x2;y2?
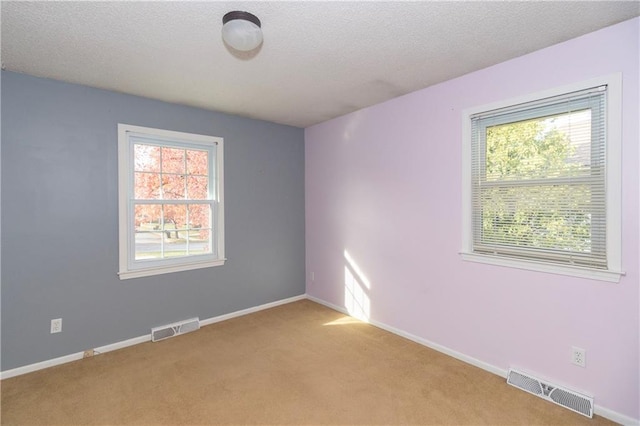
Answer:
470;86;607;269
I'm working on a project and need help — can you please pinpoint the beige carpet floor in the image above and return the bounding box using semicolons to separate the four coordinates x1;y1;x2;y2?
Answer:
1;299;613;425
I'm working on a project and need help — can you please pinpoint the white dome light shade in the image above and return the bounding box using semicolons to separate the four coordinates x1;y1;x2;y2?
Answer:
222;11;263;52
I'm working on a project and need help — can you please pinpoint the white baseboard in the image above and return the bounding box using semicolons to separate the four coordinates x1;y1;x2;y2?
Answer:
306;295;508;378
0;294;306;380
95;334;151;354
0;352;85;380
593;405;640;426
3;292;637;425
306;294;639;425
199;294;306;327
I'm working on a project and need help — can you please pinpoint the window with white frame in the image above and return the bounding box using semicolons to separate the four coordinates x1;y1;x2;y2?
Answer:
461;75;622;282
118;124;225;279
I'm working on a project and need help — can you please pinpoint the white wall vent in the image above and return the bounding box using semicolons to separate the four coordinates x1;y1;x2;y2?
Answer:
507;368;593;418
151;317;200;342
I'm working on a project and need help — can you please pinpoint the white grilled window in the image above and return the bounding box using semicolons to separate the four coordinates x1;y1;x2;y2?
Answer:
118;124;225;279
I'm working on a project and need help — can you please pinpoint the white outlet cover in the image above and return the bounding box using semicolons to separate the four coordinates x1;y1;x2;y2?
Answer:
572;346;586;367
51;318;62;333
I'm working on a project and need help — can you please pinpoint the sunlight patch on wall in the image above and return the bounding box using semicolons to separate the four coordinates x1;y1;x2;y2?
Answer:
344;250;370;322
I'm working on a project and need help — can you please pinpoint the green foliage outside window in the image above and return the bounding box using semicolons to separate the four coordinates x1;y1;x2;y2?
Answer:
481;114;593;254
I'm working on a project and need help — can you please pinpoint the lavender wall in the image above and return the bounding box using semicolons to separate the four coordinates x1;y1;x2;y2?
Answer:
305;18;639;420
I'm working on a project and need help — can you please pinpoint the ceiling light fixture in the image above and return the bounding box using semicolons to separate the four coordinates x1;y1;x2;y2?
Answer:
222;11;263;52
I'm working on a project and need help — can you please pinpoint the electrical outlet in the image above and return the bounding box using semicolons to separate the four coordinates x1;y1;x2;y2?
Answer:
572;346;586;367
311;271;315;282
83;349;95;358
50;318;62;334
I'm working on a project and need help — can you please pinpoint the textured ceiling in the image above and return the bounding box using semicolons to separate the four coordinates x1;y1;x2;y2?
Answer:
2;1;639;128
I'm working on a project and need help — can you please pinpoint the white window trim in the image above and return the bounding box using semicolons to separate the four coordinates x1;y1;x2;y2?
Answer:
461;74;623;283
117;124;225;280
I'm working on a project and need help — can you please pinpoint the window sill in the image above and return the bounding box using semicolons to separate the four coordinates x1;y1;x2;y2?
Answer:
460;252;623;283
118;258;226;280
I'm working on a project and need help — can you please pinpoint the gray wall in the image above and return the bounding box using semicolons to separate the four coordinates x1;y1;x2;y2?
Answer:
1;71;305;371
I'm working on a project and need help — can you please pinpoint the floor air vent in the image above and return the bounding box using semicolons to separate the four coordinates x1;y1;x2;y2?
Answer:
151;317;200;342
507;368;593;418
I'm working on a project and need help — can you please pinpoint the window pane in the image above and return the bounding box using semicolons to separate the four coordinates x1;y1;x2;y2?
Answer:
163;204;187;240
549;109;593;169
189;229;211;255
486;109;592;181
187;150;208;176
162;147;185;174
134;172;161;199
162;174;185;200
134;233;162;260
134;204;162;260
134;204;162;231
134;144;160;172
188;204;211;229
187;176;208;199
480;184;592;252
164;203;187;257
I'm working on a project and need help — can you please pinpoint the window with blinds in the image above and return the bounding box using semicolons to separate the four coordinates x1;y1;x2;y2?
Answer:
462;75;622;282
471;87;606;269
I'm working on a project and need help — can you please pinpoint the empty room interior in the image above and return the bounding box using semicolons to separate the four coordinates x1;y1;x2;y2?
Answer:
1;2;639;425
